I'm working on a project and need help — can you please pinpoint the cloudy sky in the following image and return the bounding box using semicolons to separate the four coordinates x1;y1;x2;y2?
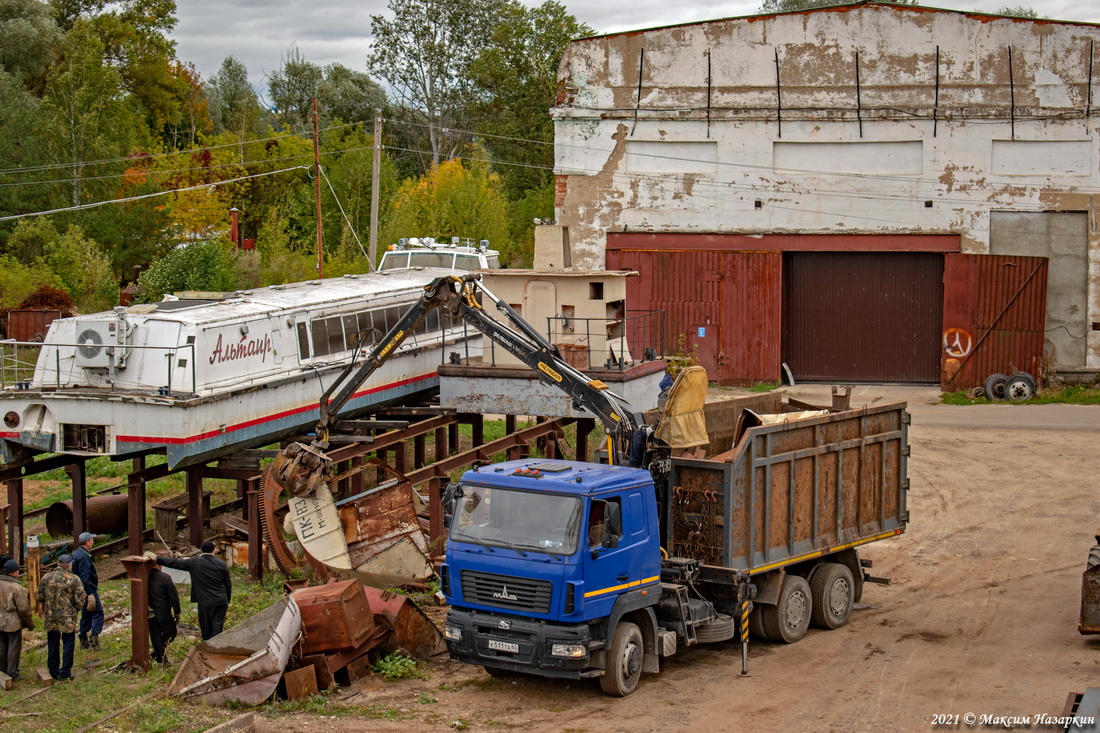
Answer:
172;0;1100;96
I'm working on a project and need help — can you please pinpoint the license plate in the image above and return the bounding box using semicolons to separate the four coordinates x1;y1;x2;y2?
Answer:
488;640;519;653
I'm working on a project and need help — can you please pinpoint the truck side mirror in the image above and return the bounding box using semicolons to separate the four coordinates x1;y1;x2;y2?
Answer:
442;482;462;514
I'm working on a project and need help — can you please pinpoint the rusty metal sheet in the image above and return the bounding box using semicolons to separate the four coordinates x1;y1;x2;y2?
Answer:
667;401;908;571
6;310;61;342
362;585;446;659
293;579;376;654
942;254;1048;390
607;239;781;383
783;251;944;383
1081;565;1100;635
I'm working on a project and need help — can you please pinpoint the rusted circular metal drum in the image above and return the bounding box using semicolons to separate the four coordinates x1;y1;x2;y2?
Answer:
45;494;130;539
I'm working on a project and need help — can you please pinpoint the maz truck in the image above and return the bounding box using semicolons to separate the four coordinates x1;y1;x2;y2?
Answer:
440;400;909;695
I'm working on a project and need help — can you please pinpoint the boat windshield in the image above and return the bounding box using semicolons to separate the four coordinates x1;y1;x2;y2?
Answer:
450;484;581;556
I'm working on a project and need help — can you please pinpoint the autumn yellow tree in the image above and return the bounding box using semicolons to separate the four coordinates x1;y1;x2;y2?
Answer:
380;156;513;265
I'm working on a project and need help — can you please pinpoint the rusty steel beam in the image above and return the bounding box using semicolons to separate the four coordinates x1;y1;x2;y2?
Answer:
247;481;262;581
120;555;151;672
128;456;146;557
6;479;23;564
66;461;88;550
186;468;204;548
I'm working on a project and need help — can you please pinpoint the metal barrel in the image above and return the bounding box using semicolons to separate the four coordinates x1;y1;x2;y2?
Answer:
45;494;130;539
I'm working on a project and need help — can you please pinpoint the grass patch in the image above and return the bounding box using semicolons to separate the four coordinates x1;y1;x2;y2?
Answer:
942;383;1100;406
749;380;783;392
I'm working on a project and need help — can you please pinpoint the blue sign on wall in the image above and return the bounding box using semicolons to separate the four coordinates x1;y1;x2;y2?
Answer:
697;327;706;338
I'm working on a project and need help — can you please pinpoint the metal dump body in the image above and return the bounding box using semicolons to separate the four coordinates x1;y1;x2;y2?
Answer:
666;402;909;571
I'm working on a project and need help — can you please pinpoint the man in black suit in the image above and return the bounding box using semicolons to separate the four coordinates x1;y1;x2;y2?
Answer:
156;540;232;640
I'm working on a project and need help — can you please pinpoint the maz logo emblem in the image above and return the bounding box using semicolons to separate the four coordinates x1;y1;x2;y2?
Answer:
493;585;519;601
497;620;511;630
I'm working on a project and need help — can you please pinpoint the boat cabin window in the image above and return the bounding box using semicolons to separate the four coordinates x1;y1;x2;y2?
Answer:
380;253;408;270
408;252;454;268
296;323;310;359
300;301;458;361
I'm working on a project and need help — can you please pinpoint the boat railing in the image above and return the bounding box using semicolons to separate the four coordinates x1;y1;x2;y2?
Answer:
0;339;197;396
543;310;666;372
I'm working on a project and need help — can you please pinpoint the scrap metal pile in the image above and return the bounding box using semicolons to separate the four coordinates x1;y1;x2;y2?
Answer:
168;578;445;705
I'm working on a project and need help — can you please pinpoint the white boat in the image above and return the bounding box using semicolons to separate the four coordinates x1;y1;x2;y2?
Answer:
168;596;301;705
0;266;484;468
378;237;500;272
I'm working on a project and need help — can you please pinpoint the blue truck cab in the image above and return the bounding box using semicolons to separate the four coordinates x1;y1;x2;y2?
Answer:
441;458;664;692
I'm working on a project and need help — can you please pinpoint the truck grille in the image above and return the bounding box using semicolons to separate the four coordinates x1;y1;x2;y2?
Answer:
460;570;552;613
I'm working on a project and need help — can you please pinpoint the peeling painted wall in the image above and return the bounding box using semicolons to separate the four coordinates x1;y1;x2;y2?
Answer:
552;3;1100;367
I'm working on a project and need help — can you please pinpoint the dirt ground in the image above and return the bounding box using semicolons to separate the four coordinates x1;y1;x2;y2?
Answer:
253;385;1100;732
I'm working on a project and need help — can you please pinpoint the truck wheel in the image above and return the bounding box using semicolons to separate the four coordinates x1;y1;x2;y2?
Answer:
600;621;643;696
810;563;854;629
694;615;737;643
983;373;1008;401
1004;374;1035;402
760;575;811;643
1088;544;1100;570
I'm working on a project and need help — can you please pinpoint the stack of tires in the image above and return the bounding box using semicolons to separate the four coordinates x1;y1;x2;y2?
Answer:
983;372;1037;402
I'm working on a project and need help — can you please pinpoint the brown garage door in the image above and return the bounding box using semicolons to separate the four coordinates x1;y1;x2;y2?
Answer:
782;252;944;383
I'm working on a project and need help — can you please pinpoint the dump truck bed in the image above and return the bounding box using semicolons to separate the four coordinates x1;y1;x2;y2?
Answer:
665;401;909;572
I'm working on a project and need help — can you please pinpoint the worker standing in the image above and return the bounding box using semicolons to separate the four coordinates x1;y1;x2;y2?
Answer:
72;532;102;650
142;552;180;665
0;559;33;680
157;541;231;640
36;554;86;682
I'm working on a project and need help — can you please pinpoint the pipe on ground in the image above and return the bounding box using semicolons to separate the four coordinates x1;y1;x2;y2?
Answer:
46;494;130;539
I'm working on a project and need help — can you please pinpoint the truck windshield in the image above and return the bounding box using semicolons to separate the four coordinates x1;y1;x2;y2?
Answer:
450;484;581;555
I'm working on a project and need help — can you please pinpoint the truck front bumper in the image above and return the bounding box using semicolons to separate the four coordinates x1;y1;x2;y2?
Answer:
445;607;603;678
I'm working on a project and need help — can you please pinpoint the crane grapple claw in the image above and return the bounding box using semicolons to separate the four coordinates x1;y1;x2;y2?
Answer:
271;441;334;498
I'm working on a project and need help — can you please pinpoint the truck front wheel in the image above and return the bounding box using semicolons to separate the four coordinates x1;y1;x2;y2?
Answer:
600;621;643;696
810;562;854;629
761;575;811;643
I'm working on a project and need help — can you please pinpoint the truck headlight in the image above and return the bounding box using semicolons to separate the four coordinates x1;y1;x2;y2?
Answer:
550;643;586;658
443;624;462;642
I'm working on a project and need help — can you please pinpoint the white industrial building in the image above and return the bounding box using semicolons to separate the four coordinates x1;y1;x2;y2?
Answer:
550;2;1100;385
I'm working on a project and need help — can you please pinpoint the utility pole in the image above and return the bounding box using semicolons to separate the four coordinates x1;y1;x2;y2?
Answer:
369;110;382;269
313;97;324;279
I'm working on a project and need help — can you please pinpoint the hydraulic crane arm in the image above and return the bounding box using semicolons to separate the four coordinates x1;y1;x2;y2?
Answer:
271;273;655;498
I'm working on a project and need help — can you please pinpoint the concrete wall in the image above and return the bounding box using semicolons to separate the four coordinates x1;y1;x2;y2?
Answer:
552;2;1100;367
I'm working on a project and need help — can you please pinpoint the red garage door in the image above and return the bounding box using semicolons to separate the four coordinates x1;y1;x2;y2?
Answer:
607;248;782;383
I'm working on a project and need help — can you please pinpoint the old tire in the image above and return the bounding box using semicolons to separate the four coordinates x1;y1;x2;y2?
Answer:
983;373;1008;401
810;563;855;630
1004;374;1035;402
760;575;812;644
600;621;643;696
1088;545;1100;570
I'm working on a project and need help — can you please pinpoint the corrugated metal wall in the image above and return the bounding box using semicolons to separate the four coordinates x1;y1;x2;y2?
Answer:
782;253;945;383
607;247;781;382
941;254;1048;389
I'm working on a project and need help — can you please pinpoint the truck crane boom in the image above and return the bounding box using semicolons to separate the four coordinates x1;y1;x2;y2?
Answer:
269;273;661;499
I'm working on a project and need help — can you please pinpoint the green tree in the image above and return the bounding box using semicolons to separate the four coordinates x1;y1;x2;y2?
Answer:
206;56;261;138
268;45;323;132
368;0;505;167
38;22;148;207
0;253;61;308
0;0;62;87
994;6;1043;17
40;224;118;311
4;216;58;262
469;0;591;201
136;240;239;302
317;63;388;124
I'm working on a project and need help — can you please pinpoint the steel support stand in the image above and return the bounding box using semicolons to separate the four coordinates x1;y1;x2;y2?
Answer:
121;555;152;672
738;578;751;677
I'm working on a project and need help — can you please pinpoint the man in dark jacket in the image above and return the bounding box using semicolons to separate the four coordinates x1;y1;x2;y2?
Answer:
157;541;231;640
72;532;102;650
142;552;180;664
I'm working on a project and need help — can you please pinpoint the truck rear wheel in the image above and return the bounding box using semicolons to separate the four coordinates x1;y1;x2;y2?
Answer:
760;575;811;643
810;562;854;629
600;621;643;696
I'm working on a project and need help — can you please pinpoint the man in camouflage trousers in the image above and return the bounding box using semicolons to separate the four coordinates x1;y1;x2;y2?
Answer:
0;559;33;680
36;554;86;682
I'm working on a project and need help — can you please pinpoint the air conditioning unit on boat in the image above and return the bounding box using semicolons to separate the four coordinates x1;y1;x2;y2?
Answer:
75;322;125;368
